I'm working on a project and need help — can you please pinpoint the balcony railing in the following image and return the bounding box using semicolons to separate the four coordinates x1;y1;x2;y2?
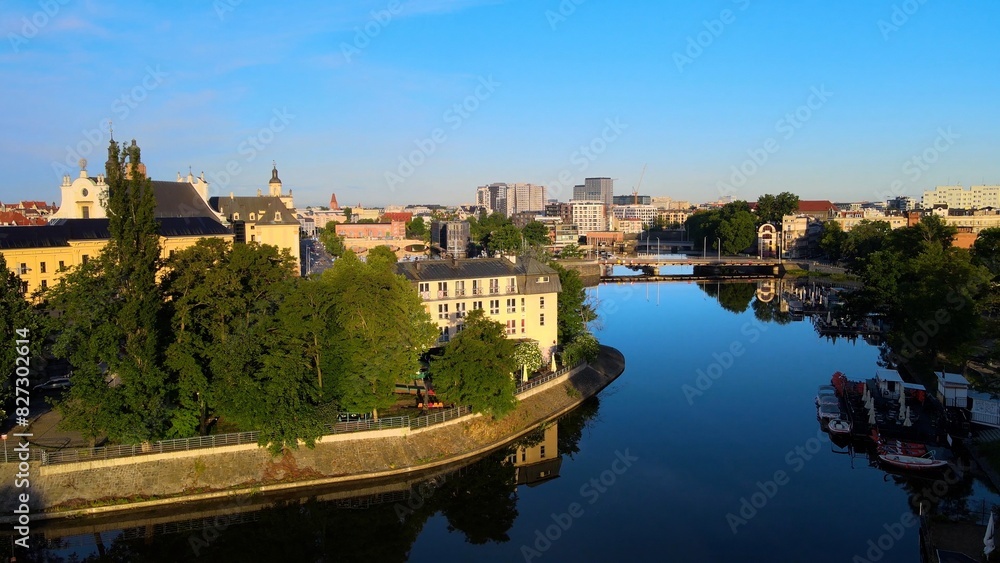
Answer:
472;288;483;295
437;291;449;298
454;289;466;297
505;286;517;294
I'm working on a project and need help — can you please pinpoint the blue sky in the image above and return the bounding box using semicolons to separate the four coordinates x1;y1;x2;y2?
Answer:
2;0;999;208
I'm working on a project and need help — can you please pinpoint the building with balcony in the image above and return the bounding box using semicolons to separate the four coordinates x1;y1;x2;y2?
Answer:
922;185;1000;210
569;200;607;235
334;221;406;240
396;256;561;359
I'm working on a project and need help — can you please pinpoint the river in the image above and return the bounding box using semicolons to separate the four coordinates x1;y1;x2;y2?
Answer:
11;278;997;562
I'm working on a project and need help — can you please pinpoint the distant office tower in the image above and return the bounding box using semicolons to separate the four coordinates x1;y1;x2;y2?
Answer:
476;183;545;217
430;220;471;258
585;178;613;208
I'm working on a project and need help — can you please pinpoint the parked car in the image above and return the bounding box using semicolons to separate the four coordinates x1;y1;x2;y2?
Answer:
33;376;72;391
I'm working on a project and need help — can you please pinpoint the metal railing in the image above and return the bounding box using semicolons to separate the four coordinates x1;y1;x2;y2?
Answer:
516;361;584;394
410;405;473;429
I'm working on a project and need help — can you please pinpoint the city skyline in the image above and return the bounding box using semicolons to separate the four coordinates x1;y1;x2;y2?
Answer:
2;1;1000;208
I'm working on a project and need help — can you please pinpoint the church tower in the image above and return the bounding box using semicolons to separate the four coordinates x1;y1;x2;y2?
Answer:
269;162;282;197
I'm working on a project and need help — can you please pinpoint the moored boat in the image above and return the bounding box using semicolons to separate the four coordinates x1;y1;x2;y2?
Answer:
828;419;851;435
877;451;948;471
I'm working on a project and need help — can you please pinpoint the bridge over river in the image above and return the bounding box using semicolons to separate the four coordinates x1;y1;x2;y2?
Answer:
599;256;783;283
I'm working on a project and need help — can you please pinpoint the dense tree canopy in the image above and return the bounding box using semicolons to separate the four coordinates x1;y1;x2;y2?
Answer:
430;309;518;418
755;192;800;226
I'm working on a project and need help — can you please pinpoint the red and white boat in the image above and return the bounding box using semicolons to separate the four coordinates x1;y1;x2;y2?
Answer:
877;450;948;471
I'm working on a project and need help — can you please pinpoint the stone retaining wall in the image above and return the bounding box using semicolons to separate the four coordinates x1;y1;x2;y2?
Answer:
0;348;622;520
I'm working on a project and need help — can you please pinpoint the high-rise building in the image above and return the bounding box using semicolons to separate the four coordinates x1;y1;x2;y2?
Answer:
613;194;651;206
476;183;546;217
585;177;614;208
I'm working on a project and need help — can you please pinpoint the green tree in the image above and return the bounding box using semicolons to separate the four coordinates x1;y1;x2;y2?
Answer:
324;251;437;419
685;209;721;252
431;309;518;418
973;227;1000;278
558;244;584;259
406;217;428;240
49;139;173;444
317;227;346;258
756;192;800;226
717;208;756;255
522;221;550;247
550;262;592;344
0;254;43;421
366;245;398;270
562;331;599;365
488;224;523;255
343;207;353;223
819;221;848;261
842;220;893;270
162;239;304;447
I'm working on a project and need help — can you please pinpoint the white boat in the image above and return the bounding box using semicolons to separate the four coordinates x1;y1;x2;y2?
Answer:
817;403;841;421
877;451;948;471
828;419;851;434
816;394;839;406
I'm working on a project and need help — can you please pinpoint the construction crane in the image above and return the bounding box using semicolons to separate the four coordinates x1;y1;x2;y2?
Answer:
633;163;647;204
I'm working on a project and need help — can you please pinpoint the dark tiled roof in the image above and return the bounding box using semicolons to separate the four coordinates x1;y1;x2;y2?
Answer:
150;181;220;219
396;256;561;294
208;196;298;225
0;218;232;249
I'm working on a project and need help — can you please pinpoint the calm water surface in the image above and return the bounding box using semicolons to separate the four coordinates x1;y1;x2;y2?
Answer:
17;280;997;562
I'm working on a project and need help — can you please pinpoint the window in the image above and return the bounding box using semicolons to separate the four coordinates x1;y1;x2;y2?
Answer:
249;213;256;221
521;297;525;313
20;281;27;293
169;250;175;258
455;280;465;296
233;212;240;221
250;235;256;242
40;280;47;289
18;263;27;275
490;300;500;315
456;323;465;332
39;262;46;274
275;212;281;221
58;260;65;271
438;281;448;298
473;301;483;311
507;298;516;314
539;296;545;310
438;304;449;319
472;280;481;295
540;445;546;459
506;320;516;335
81;206;90;219
418;282;430;298
521;451;526;462
521;318;526;334
489;278;499;294
82;255;89;264
540;313;545;326
456;302;466;318
537;276;549;283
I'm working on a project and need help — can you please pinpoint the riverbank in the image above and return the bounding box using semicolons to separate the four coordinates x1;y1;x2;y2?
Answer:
0;346;625;521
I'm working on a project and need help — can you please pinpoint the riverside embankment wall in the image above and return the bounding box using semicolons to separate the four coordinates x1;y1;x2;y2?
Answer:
0;347;624;520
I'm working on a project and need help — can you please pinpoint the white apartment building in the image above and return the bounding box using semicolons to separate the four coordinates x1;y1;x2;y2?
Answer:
612;204;658;227
476;183;546;217
570;200;607;235
922;185;1000;210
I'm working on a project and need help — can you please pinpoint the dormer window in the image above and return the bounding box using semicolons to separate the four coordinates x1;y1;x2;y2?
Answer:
233;212;240;221
275;212;281;221
249;213;256;221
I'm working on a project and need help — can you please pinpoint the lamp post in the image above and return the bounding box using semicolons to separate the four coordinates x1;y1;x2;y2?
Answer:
656;237;660;257
716;237;721;261
703;236;707;259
